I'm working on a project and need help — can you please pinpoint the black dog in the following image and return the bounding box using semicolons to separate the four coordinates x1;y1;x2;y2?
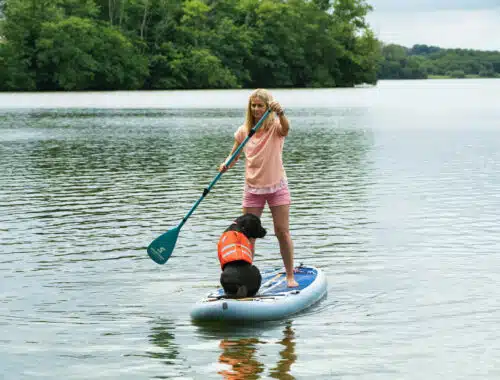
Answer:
218;213;267;298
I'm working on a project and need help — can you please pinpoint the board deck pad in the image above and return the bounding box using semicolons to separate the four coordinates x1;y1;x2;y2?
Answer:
210;265;318;299
191;265;327;321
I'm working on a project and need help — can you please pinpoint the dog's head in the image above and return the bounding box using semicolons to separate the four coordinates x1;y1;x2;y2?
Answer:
232;213;267;239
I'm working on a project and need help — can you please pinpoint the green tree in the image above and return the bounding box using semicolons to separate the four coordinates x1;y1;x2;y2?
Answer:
147;42;185;89
354;29;381;84
177;47;239;88
378;44;427;79
448;70;465;78
331;0;375;86
0;0;385;90
36;16;148;90
312;0;331;11
60;0;98;18
247;0;298;87
1;0;63;89
0;44;7;90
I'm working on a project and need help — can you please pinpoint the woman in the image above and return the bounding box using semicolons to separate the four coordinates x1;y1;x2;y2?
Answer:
219;89;298;287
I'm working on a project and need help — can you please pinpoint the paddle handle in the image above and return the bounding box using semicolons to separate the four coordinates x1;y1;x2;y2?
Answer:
179;109;272;229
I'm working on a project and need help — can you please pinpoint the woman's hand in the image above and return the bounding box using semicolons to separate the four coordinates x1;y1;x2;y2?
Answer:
218;163;228;173
269;100;284;115
219;141;240;172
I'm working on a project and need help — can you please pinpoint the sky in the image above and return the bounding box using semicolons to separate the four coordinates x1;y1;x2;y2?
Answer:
366;0;500;51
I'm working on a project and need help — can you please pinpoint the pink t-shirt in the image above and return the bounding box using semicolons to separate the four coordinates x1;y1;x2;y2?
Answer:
234;118;287;188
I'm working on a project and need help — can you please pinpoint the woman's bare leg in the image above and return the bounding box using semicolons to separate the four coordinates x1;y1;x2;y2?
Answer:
243;207;264;257
270;204;298;287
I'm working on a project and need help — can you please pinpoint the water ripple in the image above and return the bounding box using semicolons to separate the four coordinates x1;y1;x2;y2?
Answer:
1;94;500;379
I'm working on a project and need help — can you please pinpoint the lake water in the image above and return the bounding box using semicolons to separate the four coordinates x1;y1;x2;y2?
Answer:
1;79;499;379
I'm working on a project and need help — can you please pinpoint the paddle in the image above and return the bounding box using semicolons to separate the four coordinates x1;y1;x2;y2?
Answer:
147;109;272;264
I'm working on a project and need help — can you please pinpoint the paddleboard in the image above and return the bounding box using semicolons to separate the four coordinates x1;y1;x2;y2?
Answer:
190;264;327;322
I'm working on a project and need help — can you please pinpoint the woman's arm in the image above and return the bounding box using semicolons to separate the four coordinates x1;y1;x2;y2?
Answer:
269;100;289;136
277;113;290;136
219;140;240;172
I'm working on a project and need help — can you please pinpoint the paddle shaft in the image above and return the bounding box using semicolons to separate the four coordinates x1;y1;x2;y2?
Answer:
178;109;272;229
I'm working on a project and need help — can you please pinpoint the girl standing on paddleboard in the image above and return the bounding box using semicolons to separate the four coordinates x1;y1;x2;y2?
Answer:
219;89;298;288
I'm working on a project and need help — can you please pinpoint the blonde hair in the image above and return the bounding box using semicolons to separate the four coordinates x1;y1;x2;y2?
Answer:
244;88;276;134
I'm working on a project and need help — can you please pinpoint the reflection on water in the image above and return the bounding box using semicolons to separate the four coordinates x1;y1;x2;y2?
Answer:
147;319;179;364
190;321;296;380
217;323;297;380
218;337;264;379
269;324;296;380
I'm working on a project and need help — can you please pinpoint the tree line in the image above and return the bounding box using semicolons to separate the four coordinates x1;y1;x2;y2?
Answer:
379;43;500;79
0;0;498;91
0;0;379;91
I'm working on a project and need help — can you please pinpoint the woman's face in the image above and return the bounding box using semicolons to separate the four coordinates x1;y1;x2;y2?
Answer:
250;97;267;120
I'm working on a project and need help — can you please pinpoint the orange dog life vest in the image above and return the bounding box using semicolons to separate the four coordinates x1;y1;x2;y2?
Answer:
217;231;253;269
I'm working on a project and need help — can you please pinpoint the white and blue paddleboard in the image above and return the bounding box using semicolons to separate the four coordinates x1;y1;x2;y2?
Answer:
190;265;327;322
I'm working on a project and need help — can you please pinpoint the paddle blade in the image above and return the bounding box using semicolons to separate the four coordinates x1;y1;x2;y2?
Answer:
147;226;180;264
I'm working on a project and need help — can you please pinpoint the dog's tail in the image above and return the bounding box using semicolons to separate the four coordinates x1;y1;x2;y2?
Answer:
235;285;248;298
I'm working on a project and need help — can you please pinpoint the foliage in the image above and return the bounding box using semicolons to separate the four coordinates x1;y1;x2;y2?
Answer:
36;17;148;90
379;43;500;80
2;0;496;91
0;0;380;90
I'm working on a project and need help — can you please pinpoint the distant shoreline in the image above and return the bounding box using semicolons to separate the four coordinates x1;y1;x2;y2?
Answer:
428;74;485;79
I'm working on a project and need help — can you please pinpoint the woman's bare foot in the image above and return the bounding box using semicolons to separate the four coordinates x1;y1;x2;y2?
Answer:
287;277;299;287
